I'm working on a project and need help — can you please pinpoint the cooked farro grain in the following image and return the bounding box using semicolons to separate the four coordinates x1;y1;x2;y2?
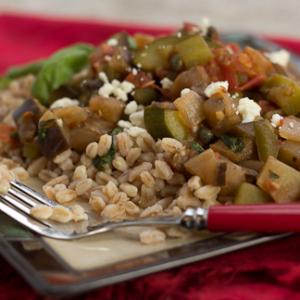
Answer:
42;185;56;200
124;200;140;216
102;181;118;198
80;154;92;167
30;205;53;220
119;183;138;197
55;188;77;204
0;179;10;194
154;160;173;181
98;134;112;156
28;157;47;176
140;170;155;187
187;176;202;191
101;203;126;219
140;204;163;217
89;192;106;212
75;178;93;195
72;204;88;222
71;151;80;164
86;142;98;158
53;183;67;192
11;166;29;181
154;178;165;192
126;147;141;166
128;162;152;182
139;229;166;244
53;149;72;164
165;226;188;238
194;185;221;202
116;132;133;157
160;185;179;197
96;171;118;186
45;175;69;187
157;197;173;209
161;138;184;153
59;158;74;171
50;205;73;223
117;171;130;184
111;191;128;203
38;169;58;182
167;172;185;185
112;156;128;172
139;152;155;163
73;165;87;180
87;165;97;179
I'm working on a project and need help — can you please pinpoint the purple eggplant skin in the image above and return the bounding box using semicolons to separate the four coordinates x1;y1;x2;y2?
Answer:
38;119;70;159
12;99;44;143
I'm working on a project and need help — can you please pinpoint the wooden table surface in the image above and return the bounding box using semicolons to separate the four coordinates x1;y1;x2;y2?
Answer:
0;0;299;38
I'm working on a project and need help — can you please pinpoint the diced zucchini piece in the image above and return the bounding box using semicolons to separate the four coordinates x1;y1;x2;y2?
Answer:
254;119;279;161
144;105;188;140
234;182;272;204
210;137;254;163
278;140;300;170
174;90;205;132
175;35;213;68
261;74;300;115
279;116;300;142
257;156;300;202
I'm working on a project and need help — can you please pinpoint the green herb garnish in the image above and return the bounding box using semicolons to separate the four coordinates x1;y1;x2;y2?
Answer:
32;43;94;105
191;142;204;154
220;134;245;153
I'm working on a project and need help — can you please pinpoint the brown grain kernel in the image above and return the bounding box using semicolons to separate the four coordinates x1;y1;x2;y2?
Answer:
126;147;141;166
154;160;173;180
119;183;138;197
140;171;155;187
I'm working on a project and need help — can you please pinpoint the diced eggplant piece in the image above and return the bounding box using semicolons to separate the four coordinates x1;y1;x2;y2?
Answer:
210;137;254;163
257;156;300;203
261;74;300;115
52;106;88;128
278;140;300;170
171;66;210;98
234;183;271;204
279;116;300;142
230;122;255;140
38;119;70;159
133;88;159;105
174;90;205;132
69;116;114;151
254;119;279;161
89;95;125;123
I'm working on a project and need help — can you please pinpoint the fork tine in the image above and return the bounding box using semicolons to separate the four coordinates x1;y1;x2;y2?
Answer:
11;181;56;207
8;188;37;207
1;194;31;214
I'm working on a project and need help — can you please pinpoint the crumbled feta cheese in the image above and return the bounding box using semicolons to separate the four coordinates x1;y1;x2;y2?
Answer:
161;77;173;89
56;118;63;127
199;17;211;36
271;113;284;128
265;50;290;67
107;38;118;46
204;81;229;97
50;98;79;109
124;101;138;115
181;88;192;96
117;120;132;128
104;55;112;62
237;97;261;123
98;73;135;102
289;122;294;129
136;63;142;68
125;126;147;137
132;68;138;75
129;110;145;128
176;32;182;38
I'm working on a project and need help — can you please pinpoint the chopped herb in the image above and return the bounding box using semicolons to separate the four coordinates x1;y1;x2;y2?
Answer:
220;134;245;153
191;142;204;154
269;170;280;180
110;127;123;136
92;146;115;171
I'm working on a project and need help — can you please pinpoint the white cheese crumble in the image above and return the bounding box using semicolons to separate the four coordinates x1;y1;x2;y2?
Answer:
237;97;261;123
204;81;229;97
132;68;138;75
161;77;173;89
98;72;135;102
129;110;145;128
180;88;192;96
117;120;132;128
199;17;211;36
56;118;63;127
50;98;79;109
124;101;138;115
265;50;290;67
271;114;284;128
107;38;118;46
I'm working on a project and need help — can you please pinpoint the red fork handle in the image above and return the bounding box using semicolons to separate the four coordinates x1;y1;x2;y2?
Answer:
207;204;300;233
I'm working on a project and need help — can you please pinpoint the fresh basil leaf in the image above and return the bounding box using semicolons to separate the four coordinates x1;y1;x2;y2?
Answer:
32;43;94;105
0;60;44;90
220;134;245;153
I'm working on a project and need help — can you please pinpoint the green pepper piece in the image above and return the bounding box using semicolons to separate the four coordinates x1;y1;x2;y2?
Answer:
144;105;188;140
261;74;300;115
254;119;279;161
175;35;213;68
133;88;159;105
234;182;271;204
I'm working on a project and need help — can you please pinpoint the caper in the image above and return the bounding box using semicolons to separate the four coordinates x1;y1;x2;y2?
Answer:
198;126;214;145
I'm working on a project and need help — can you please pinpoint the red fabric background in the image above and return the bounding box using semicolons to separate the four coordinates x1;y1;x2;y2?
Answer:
1;13;300;300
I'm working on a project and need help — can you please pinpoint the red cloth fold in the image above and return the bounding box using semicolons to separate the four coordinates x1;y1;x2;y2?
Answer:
1;13;300;300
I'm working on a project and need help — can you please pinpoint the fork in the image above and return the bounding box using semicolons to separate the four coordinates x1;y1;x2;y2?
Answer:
1;180;300;240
